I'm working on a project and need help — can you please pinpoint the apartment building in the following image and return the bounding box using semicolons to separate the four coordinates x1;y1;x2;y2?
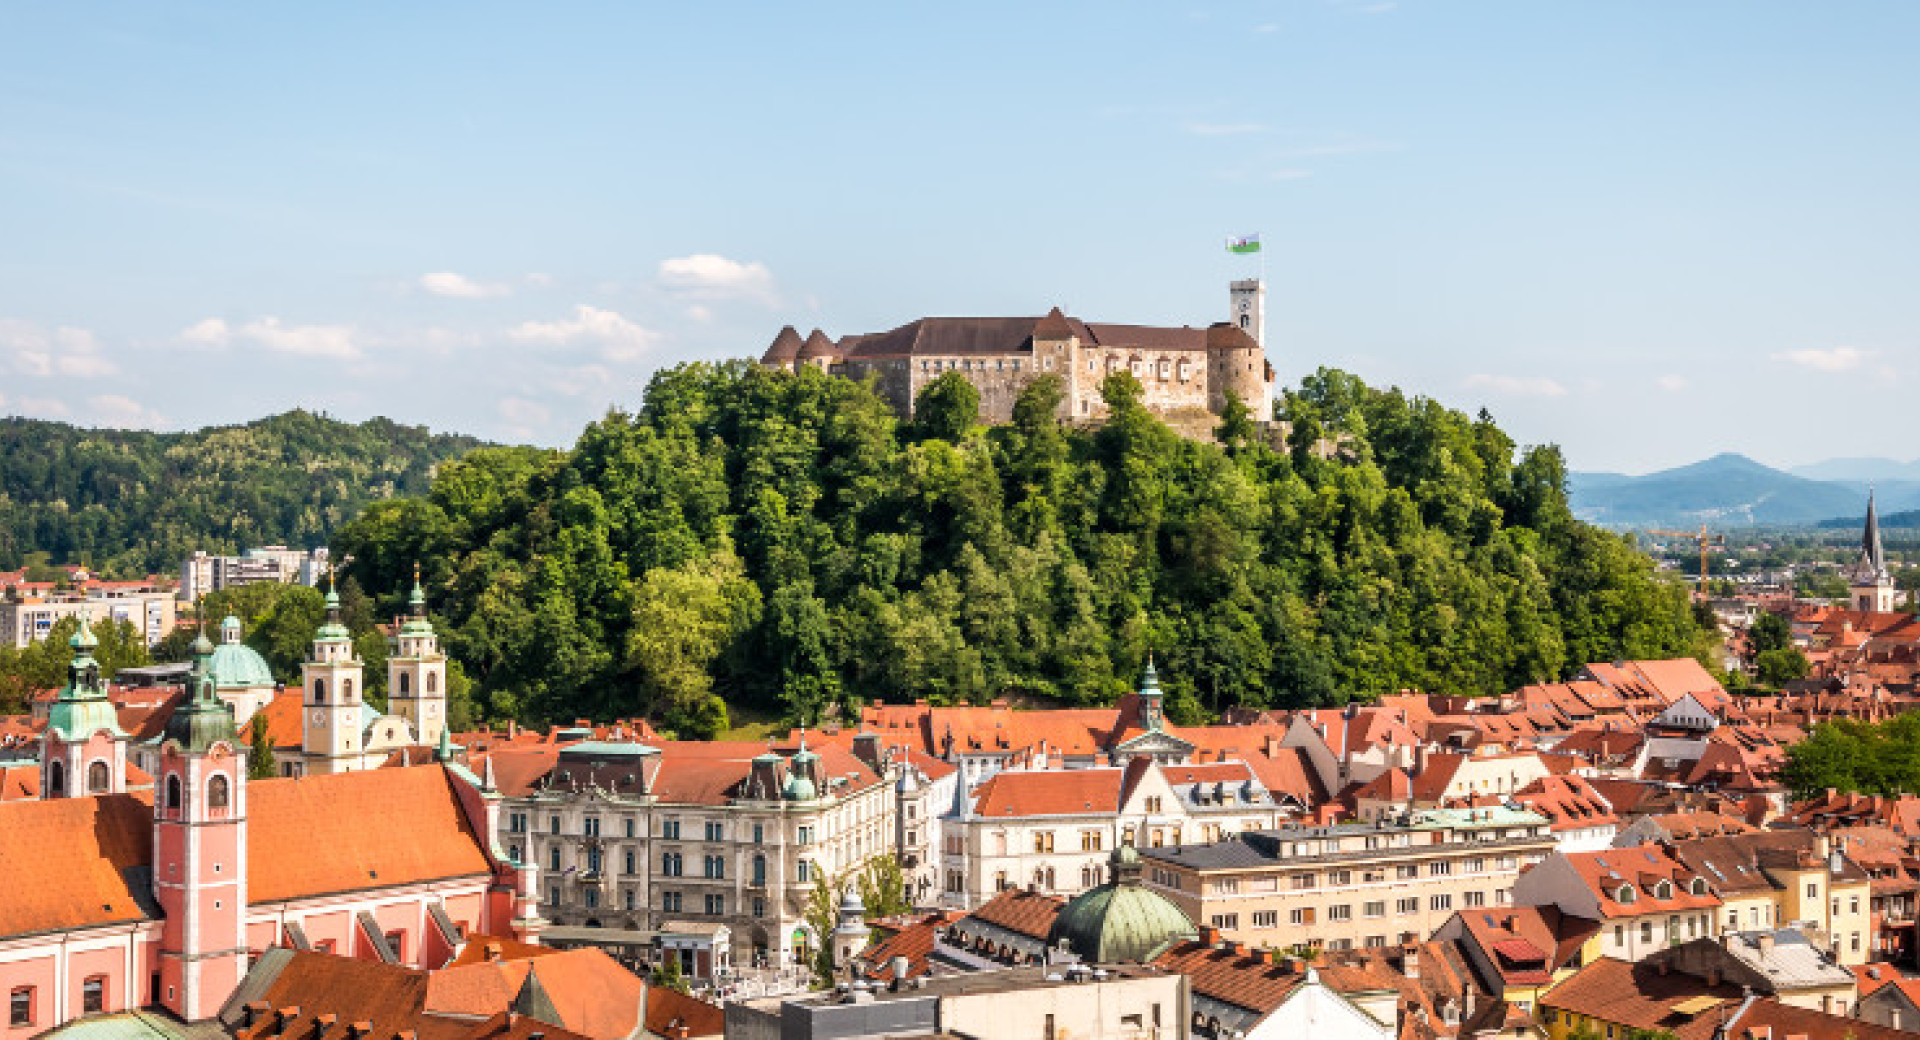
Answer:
490;735;905;974
1139;806;1555;952
942;758;1286;909
180;545;327;601
0;585;177;648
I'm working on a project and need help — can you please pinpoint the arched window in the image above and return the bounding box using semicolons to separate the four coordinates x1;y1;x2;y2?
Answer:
343;678;354;701
398;673;410;696
88;760;110;794
426;672;437;694
208;774;230;812
312;679;327;704
47;760;65;797
166;774;182;812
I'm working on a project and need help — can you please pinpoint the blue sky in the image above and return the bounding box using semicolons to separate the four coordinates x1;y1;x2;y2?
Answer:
2;2;1916;472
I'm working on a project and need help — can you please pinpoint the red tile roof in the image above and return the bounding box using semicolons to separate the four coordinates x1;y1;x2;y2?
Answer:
249;765;494;903
970;768;1123;817
964;888;1063;941
0;791;155;938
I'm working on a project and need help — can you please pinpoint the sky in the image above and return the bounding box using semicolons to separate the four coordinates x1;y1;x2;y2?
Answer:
2;2;1917;473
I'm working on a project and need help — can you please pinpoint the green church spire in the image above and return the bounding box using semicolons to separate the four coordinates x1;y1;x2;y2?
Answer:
165;626;238;752
45;610;125;740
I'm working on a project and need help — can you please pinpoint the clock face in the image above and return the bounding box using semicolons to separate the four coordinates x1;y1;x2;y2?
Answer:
1239;301;1251;312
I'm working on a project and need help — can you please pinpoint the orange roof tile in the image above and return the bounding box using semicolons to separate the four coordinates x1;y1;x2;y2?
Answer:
248;765;493;903
0;792;156;938
970;768;1123;817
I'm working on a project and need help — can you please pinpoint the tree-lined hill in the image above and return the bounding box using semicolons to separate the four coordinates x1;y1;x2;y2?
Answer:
333;362;1702;735
0;411;487;576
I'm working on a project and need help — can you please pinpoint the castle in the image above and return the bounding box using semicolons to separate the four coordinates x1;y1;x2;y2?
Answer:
760;280;1275;432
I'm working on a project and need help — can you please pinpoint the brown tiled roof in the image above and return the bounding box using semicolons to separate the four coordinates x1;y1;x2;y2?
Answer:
426;948;649;1040
0;764;39;801
1563;846;1720;918
1152;941;1304;1015
965;889;1063;941
1546;957;1915;1040
0;791;156;938
249;765;494;903
761;325;804;364
797;329;837;360
1032;307;1076;340
641;985;724;1039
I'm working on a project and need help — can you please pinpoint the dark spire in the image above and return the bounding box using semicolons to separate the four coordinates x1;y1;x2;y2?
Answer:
510;965;561;1026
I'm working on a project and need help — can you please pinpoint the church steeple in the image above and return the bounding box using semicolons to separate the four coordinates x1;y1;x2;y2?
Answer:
1852;491;1897;612
41;610;130;799
1138;657;1165;732
390;561;448;749
165;630;238;753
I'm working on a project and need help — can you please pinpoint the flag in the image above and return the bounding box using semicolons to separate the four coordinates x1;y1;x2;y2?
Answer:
1226;234;1261;254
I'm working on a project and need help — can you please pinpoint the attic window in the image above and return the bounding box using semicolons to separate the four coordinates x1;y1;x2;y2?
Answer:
1616;885;1636;904
1654;880;1674;899
1690;877;1708;896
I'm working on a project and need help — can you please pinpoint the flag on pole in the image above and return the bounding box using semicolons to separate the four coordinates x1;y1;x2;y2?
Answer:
1226;234;1261;255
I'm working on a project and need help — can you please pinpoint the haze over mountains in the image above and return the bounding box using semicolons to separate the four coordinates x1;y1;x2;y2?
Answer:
1570;454;1920;529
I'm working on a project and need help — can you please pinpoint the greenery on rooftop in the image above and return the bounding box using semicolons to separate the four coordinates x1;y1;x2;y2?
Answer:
1781;713;1920;800
329;361;1702;733
0;409;485;576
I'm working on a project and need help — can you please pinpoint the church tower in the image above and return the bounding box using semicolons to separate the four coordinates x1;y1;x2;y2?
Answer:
1137;658;1166;733
41;612;129;798
153;631;247;1022
300;577;365;774
1852;492;1897;613
388;564;448;748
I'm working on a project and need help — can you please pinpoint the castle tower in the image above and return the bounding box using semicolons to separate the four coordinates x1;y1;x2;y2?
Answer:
796;329;839;373
388;564;448;748
41;612;129;798
1851;492;1897;613
760;325;804;373
1229;278;1265;347
300;577;365;774
153;632;247;1021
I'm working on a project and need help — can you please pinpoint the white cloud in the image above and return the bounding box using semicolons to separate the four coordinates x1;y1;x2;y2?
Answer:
1185;122;1269;136
1462;374;1568;397
86;394;168;428
509;305;658;362
14;396;69;417
496;396;551;438
1656;374;1688;393
656;254;776;302
0;320;117;377
239;317;360;359
420;272;511;299
1774;346;1873;373
179;317;231;348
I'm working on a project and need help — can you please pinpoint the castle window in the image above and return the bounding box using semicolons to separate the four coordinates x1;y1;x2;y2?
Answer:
166;774;182;813
208;774;230;813
398;674;410;696
88;760;110;793
47;760;64;797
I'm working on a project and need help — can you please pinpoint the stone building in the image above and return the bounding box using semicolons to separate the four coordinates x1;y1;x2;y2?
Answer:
760;281;1274;434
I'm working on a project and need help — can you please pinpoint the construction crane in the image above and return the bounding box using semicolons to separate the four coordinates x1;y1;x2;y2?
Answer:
1648;525;1725;598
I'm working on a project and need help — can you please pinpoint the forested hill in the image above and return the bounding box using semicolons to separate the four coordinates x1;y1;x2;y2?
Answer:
0;410;487;576
334;363;1702;735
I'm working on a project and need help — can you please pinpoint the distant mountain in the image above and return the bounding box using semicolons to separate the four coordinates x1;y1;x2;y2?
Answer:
0;410;492;576
1568;452;1901;529
1790;457;1920;483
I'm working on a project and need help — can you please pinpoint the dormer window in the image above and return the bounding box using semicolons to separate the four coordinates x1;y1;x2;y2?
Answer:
1690;877;1708;896
1654;880;1674;900
1616;884;1636;904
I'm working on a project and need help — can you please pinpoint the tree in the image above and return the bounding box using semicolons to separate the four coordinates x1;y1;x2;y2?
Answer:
649;955;691;995
912;371;980;443
626;544;762;733
246;712;278;780
855;856;912;918
803;870;851;988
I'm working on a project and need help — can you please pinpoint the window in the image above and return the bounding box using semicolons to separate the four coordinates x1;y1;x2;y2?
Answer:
1396;864;1419;880
1807;882;1819;898
797;861;812;883
753;823;764;844
11;987;32;1027
549;815;561;835
661;818;683;839
166;774;182;812
1289;908;1315;925
706;894;726;916
548;847;561;871
705;855;725;879
1364;901;1386;918
1329;870;1352;886
1081;831;1103;852
584;889;599;909
343;678;354;700
1251;911;1277;928
548;885;559;905
753;854;767;885
624;818;636;839
313;678;327;703
46;760;64;798
1292;873;1317;890
426;672;437;693
1640;921;1653;944
1465;891;1486;908
662;891;682;913
662;852;683;876
584;816;600;838
797;825;814;844
624;849;636;875
1614;925;1625;947
82;976;105;1015
510;813;527;834
1145;796;1163;813
706;821;724;842
1397;898;1420;915
1467;857;1486;873
1429;894;1452;911
586;847;603;875
1365;935;1386;948
88;760;111;794
1852;896;1861;914
1209;913;1239;929
399;673;411;695
1329;905;1353;922
1429;861;1451;877
625;889;636;911
208;774;229;812
1034;831;1055;853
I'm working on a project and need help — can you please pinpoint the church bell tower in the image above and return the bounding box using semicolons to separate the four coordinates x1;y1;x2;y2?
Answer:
300;573;365;774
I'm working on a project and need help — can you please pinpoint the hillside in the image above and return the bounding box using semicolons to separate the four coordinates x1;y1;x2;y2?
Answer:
1568;453;1910;528
0;410;488;576
332;362;1701;733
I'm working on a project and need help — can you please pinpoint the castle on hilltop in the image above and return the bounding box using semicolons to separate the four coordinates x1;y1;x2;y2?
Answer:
761;280;1275;433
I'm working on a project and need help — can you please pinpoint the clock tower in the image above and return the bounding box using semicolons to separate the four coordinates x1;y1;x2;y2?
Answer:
1229;278;1265;348
300;576;365;774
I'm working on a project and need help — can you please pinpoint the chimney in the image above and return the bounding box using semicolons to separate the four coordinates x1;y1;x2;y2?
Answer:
483;942;503;962
1756;932;1774;957
1199;926;1221;945
890;956;912;988
1400;943;1419;979
244;1002;270;1027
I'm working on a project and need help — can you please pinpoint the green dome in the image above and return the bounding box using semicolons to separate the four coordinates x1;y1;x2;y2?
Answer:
1048;846;1197;963
782;770;817;801
209;642;276;688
